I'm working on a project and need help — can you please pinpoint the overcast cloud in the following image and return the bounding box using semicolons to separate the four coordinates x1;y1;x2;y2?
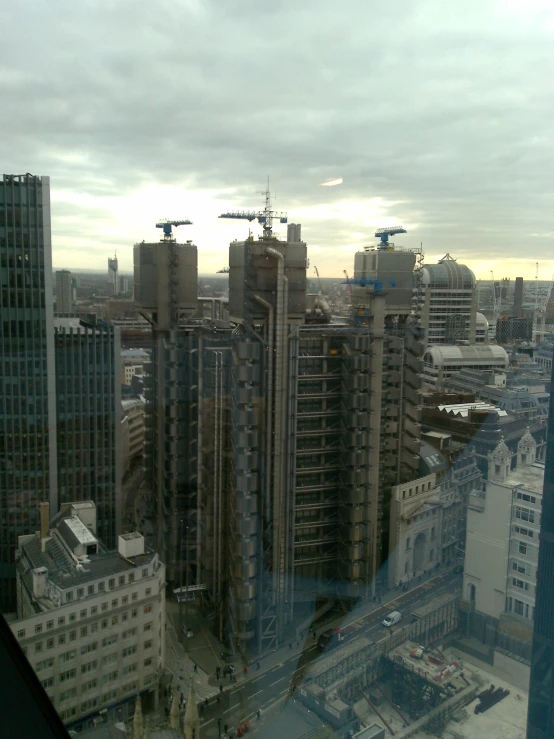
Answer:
1;0;553;277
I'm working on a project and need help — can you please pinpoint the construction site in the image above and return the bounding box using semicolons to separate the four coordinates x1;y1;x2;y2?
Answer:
295;593;527;739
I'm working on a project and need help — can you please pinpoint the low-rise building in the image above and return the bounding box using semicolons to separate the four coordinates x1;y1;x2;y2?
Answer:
11;501;165;731
388;440;482;588
422;344;509;388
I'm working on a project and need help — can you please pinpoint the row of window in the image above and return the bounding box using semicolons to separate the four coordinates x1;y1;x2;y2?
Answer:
40;658;154;693
31;617;154;658
57;678;155;721
19;592;154;639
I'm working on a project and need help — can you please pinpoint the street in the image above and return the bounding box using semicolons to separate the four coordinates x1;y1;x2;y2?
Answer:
197;568;461;738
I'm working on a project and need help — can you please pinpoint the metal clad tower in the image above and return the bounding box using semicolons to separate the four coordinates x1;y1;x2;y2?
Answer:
134;221;198;584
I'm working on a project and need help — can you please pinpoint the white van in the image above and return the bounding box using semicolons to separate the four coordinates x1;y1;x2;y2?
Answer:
382;610;402;627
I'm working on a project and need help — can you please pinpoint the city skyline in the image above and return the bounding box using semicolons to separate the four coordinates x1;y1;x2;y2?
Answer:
1;0;553;278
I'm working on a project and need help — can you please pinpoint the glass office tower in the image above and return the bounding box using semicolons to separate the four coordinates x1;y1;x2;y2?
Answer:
527;355;554;737
0;173;57;611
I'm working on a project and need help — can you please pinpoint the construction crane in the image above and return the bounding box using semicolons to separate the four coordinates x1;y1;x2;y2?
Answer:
218;181;287;239
343;270;353;301
156;218;192;241
314;266;323;294
375;226;406;247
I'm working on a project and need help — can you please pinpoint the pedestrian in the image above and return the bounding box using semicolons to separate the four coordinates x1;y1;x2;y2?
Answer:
216;666;221;679
288;642;292;650
256;661;260;670
243;665;247;675
256;710;261;720
220;684;223;693
312;629;316;641
204;698;209;709
181;692;184;704
194;663;198;673
217;694;221;703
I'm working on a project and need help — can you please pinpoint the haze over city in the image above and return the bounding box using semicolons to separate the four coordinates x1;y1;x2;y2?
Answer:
2;0;554;277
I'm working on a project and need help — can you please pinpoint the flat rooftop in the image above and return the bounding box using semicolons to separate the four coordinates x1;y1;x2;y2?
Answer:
505;462;544;495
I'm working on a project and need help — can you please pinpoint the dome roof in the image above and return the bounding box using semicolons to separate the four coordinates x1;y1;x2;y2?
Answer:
421;257;476;290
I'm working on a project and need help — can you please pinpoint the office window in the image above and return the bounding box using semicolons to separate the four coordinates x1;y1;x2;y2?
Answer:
35;642;43;653
145;587;152;597
58;634;66;646
142;568;148;578
406;538;411;551
98;581;105;592
108;578;115;589
81;660;98;674
144;604;152;614
41;677;55;689
112;599;118;609
34;624;42;634
81;679;98;693
80;609;87;619
36;658;54;672
58;617;65;627
122;595;129;605
112;615;119;626
515;506;535;523
144;640;152;650
102;652;118;666
119;576;125;586
46;638;54;649
77;588;84;598
129;573;135;583
101;602;108;612
132;592;138;601
80;626;88;638
512;578;530;591
17;629;25;639
60;668;77;683
143;622;152;632
66;592;73;602
122;645;137;658
518;541;529;556
91;622;98;633
59;650;76;664
144;658;153;668
69;630;77;642
69;612;76;622
88;585;95;596
91;605;98;615
132;609;138;618
60;687;78;702
46;620;54;630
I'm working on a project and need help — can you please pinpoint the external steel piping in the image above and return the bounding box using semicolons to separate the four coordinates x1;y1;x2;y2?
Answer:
264;246;288;639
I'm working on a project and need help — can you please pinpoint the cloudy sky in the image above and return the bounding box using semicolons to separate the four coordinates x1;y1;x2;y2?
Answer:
1;0;553;278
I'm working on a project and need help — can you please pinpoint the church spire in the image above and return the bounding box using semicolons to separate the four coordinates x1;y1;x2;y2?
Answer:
183;677;200;739
170;685;180;729
133;695;144;739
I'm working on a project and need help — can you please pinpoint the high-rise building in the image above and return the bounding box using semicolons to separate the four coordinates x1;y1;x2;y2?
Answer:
417;254;477;346
136;221;425;655
527;357;554;737
118;274;129;294
54;317;122;546
0;173;57;611
108;253;118;295
55;269;73;314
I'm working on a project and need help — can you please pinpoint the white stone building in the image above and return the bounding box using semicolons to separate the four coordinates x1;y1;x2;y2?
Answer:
11;501;165;730
388;446;482;589
463;431;542;626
